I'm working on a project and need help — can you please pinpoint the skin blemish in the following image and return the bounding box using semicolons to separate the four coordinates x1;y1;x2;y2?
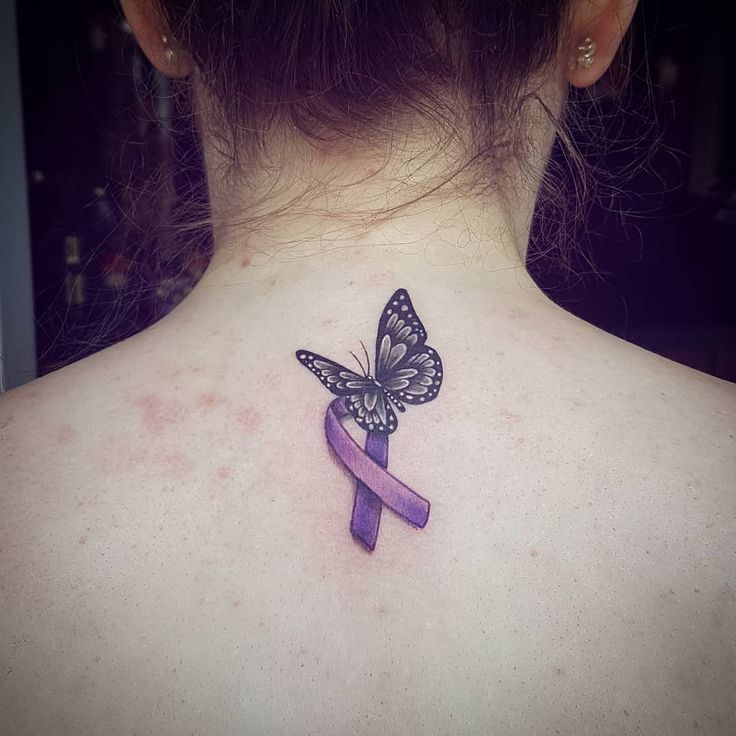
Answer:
239;255;251;269
234;406;261;433
133;393;190;433
198;392;223;408
364;271;397;288
530;548;539;557
216;466;232;479
501;409;521;423
154;449;194;480
54;423;76;445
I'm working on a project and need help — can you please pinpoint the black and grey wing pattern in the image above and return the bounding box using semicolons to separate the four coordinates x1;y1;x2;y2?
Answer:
296;350;398;433
296;288;442;436
374;289;443;406
346;389;398;434
296;351;371;395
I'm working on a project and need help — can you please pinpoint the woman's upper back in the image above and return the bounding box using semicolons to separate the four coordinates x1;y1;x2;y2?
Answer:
2;278;734;735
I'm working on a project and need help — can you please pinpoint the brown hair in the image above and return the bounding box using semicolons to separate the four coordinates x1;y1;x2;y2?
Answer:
156;0;575;191
46;1;646;372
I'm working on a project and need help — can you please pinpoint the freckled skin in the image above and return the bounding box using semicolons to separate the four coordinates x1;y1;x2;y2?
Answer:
1;240;734;736
132;446;194;481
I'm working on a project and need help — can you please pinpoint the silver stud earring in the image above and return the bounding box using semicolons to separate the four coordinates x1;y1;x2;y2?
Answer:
162;33;176;63
577;37;596;69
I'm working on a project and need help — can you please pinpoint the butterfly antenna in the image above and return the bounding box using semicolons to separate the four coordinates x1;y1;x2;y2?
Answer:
349;351;367;377
360;340;371;377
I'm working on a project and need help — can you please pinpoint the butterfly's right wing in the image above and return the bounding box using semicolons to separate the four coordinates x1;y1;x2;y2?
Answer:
374;289;443;405
374;289;428;377
296;351;373;396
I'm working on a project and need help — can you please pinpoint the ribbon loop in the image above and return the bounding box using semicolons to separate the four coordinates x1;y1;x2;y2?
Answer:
324;398;431;549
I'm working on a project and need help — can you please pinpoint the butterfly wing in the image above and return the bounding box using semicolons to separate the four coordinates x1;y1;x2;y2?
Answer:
347;388;398;434
374;289;443;405
383;346;443;405
296;351;372;396
296;350;398;433
375;289;427;375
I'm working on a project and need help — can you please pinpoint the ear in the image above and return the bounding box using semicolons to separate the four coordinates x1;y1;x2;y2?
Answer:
565;0;639;88
120;0;193;79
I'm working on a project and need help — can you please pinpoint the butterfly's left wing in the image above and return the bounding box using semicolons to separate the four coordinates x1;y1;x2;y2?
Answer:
297;350;398;433
296;351;372;395
375;289;443;405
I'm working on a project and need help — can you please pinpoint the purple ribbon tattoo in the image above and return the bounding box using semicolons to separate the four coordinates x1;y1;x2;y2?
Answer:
296;288;443;551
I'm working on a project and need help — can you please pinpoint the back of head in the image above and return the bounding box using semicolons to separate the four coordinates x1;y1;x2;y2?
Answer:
119;0;637;255
152;0;575;178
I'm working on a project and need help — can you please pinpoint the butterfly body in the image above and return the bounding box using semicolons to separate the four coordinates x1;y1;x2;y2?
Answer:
296;289;442;435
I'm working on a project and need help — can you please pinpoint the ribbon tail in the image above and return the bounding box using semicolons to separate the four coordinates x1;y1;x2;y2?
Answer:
350;432;387;551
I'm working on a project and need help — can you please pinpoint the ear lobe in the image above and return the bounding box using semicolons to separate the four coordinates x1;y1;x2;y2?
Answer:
565;0;639;89
120;0;193;79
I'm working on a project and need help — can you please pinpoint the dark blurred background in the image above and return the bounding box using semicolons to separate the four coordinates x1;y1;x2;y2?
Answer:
1;0;734;390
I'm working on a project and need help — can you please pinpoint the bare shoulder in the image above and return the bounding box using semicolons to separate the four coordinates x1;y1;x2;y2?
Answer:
0;323;191;485
542;299;736;447
1;342;129;486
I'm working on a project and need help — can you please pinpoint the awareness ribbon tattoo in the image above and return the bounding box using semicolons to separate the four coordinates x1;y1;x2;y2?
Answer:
296;289;443;551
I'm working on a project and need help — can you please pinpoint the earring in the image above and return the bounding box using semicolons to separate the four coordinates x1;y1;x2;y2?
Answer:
577;37;596;68
161;33;176;63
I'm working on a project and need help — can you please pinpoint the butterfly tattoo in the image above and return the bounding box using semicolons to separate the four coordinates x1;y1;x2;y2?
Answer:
296;289;443;434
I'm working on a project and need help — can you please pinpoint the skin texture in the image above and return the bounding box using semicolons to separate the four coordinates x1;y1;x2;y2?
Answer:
2;258;734;735
2;0;735;733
